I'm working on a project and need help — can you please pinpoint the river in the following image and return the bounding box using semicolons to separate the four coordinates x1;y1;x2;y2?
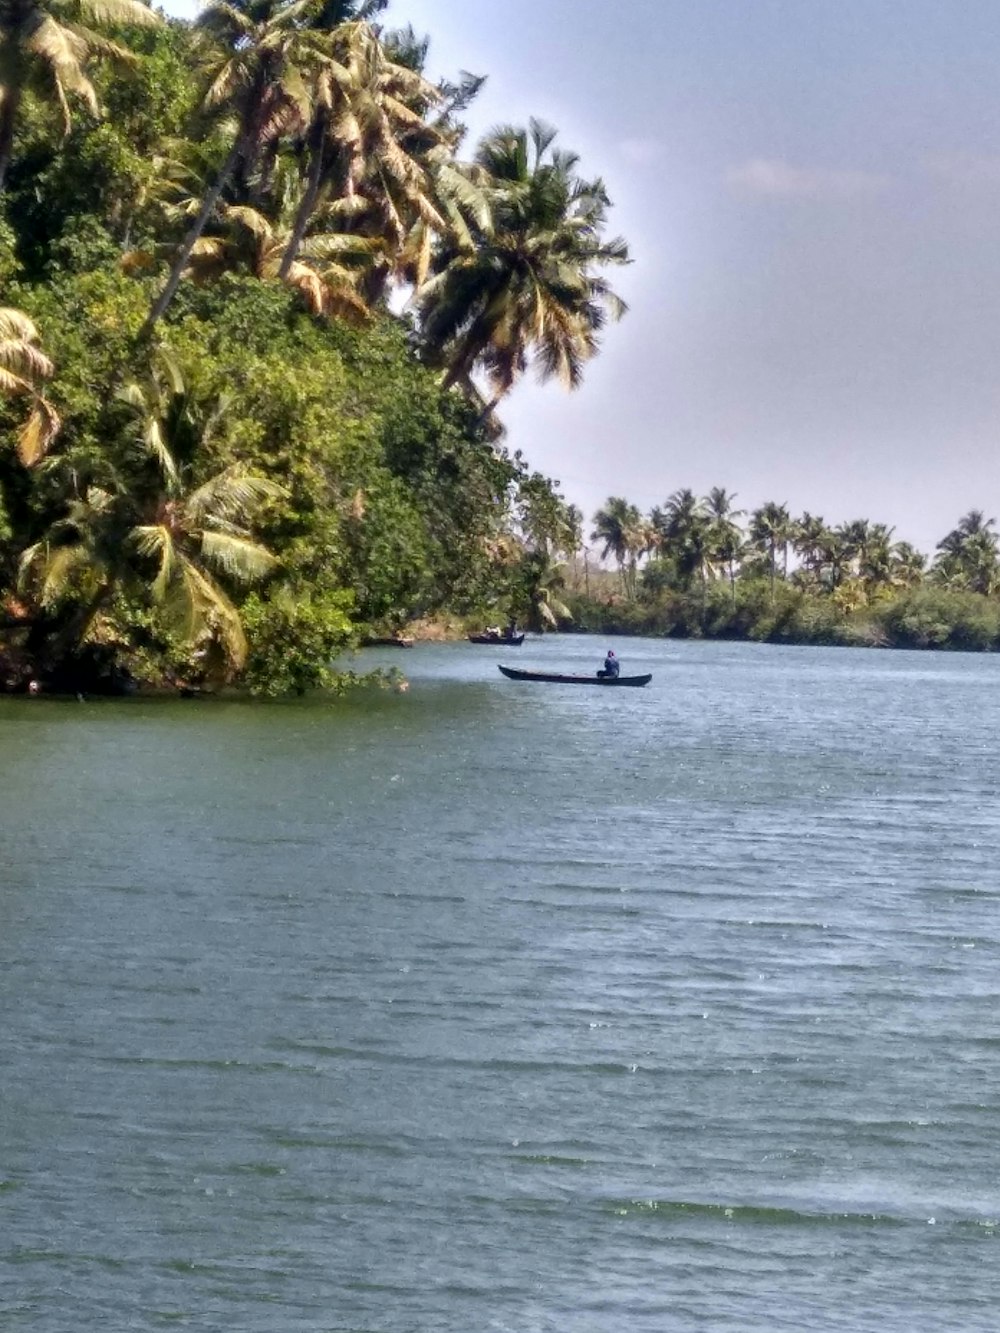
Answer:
3;635;1000;1331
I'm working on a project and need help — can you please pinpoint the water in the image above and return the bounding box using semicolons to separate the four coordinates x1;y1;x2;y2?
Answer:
3;635;1000;1331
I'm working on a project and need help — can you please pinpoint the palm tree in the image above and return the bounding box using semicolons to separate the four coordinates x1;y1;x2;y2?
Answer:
513;548;571;631
416;118;629;418
934;510;999;595
890;541;926;588
815;528;852;590
19;351;283;676
278;19;445;288
0;306;60;465
561;503;583;561
703;486;743;580
858;522;895;592
180;201;377;319
0;0;161;195
658;487;711;591
749;501;793;601
792;512;827;582
142;0;329;335
592;496;641;597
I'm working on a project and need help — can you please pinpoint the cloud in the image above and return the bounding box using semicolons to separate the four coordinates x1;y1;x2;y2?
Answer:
619;137;664;165
726;158;890;200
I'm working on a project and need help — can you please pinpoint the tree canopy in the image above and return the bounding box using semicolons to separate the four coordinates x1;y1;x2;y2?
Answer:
0;2;629;692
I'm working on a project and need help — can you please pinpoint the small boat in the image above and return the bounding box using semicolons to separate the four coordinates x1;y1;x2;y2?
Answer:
498;665;651;687
468;631;524;645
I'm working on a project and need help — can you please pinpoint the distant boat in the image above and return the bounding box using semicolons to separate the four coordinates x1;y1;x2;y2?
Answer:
469;631;524;645
498;665;651;687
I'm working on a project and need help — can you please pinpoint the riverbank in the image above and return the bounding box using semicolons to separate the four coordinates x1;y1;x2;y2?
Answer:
562;584;1000;652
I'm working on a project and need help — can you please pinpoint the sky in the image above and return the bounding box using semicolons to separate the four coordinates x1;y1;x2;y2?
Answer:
167;0;1000;552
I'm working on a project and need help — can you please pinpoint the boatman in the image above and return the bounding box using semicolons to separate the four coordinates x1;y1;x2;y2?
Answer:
598;649;620;679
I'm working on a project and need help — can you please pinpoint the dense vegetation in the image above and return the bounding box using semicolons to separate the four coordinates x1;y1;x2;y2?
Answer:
0;0;627;693
569;492;1000;651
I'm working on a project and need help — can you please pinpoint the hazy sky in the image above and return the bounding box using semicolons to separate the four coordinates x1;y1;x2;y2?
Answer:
167;0;1000;551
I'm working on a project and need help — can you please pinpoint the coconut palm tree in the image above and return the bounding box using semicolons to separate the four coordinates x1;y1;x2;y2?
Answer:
0;0;161;195
142;0;331;335
815;528;852;590
657;487;711;591
19;350;283;675
934;511;1000;595
703;486;743;578
890;541;926;588
180;201;377;319
858;522;895;592
592;496;641;597
561;503;583;560
416;118;629;417
0;306;60;465
749;501;793;600
513;548;571;631
792;512;827;582
278;19;445;289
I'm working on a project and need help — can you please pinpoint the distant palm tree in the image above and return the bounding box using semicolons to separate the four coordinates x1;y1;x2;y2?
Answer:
0;0;161;195
858;523;895;591
659;487;711;591
514;549;571;631
703;487;744;592
0;306;60;465
934;510;999;595
749;501;793;601
592;496;641;597
792;512;827;581
562;504;583;559
890;541;926;588
815;529;852;590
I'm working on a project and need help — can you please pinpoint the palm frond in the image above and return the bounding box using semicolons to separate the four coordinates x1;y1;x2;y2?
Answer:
131;523;178;602
185;465;286;527
200;531;277;583
78;0;163;27
17;399;62;467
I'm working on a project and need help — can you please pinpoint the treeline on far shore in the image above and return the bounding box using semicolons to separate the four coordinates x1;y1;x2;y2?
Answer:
545;492;1000;652
564;582;1000;652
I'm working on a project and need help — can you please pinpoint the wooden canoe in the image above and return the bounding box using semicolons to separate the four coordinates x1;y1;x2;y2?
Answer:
469;632;525;645
498;665;651;687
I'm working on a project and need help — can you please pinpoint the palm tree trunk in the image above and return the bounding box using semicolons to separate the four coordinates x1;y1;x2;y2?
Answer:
279;115;328;281
474;394;502;428
140;136;247;338
0;83;24;197
699;563;707;629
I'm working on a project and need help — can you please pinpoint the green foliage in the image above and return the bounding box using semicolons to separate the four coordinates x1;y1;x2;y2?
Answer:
0;0;629;692
240;588;357;695
875;588;1000;650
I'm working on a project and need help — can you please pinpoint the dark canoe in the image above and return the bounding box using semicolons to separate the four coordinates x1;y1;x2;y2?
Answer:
498;664;651;687
469;632;525;645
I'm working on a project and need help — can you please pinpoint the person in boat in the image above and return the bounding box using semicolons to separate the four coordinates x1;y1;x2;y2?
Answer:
597;649;620;679
505;617;518;640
